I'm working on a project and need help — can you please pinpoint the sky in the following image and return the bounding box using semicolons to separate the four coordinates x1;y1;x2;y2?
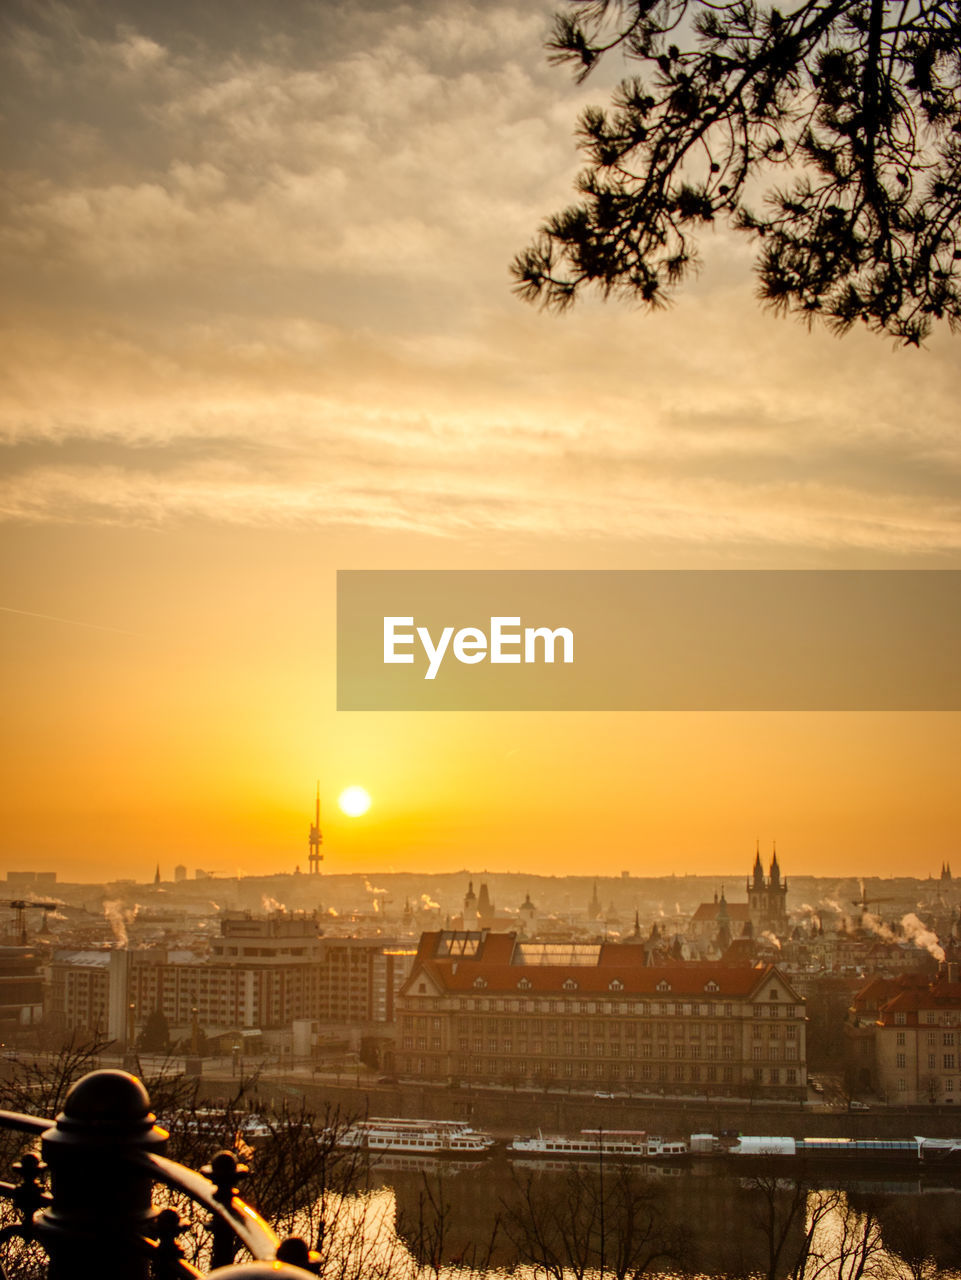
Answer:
1;0;959;884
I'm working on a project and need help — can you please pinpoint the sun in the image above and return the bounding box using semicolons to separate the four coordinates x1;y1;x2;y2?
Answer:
338;785;371;817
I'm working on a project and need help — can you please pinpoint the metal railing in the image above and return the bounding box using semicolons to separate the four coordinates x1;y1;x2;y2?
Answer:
0;1068;321;1279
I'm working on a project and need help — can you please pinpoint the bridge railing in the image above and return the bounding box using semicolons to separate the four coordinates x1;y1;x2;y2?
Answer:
0;1068;320;1279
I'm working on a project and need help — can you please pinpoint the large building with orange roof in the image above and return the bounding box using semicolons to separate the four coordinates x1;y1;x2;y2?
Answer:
393;930;807;1099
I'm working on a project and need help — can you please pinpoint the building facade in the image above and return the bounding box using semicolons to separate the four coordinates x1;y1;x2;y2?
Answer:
746;846;788;936
47;914;416;1043
848;966;961;1104
393;931;807;1099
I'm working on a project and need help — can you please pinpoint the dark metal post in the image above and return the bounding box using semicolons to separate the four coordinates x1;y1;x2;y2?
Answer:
35;1069;167;1280
203;1149;248;1270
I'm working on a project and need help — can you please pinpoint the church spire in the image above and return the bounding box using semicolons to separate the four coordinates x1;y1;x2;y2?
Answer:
752;841;765;889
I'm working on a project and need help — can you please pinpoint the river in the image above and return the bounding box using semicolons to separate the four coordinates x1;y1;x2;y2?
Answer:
307;1155;961;1280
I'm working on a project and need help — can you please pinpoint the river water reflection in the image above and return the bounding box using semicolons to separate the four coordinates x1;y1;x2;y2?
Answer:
332;1155;961;1280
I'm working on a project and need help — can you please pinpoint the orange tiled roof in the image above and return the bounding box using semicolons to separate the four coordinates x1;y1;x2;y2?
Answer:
691;902;752;922
408;931;788;998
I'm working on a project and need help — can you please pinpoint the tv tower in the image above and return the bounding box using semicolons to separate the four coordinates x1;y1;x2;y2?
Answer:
308;783;323;874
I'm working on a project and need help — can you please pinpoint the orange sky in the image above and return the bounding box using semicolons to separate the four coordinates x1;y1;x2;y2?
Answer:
1;2;959;882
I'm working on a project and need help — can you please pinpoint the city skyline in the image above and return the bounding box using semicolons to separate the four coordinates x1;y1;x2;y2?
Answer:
2;0;959;884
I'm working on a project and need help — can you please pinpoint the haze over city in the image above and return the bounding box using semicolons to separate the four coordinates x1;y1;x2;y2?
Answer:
2;0;959;883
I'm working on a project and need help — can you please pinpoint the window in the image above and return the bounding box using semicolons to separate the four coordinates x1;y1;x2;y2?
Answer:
895;1012;907;1026
896;1031;906;1046
898;1079;907;1092
657;980;671;993
704;980;719;993
944;1054;956;1070
896;1053;906;1068
944;1032;956;1046
609;979;624;992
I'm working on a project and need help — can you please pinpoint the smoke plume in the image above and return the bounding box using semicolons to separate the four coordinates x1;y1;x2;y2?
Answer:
900;912;946;962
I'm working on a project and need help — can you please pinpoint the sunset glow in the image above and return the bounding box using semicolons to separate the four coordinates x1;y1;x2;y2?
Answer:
0;1;958;885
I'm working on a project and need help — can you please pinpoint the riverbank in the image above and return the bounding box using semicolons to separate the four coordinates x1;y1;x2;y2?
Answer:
196;1073;961;1143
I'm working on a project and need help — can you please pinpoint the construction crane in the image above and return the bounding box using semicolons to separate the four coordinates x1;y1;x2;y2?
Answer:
850;887;897;923
3;900;59;946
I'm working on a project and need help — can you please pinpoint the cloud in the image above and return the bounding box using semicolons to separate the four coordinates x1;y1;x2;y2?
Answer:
1;0;959;560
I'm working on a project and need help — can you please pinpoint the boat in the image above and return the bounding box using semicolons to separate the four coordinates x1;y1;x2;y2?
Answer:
337;1117;496;1156
729;1135;961;1164
506;1129;687;1159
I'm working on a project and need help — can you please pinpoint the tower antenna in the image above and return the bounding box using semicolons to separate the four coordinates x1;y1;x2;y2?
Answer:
308;782;323;875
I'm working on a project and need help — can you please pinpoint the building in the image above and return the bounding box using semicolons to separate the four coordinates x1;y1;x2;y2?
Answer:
47;950;112;1039
315;937;416;1024
0;946;45;1035
689;887;751;944
847;965;961;1104
747;845;788;936
393;930;807;1099
47;913;416;1045
688;848;790;948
